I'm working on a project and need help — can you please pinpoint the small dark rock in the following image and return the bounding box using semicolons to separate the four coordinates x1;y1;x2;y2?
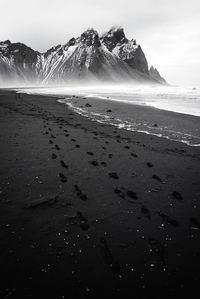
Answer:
85;103;92;107
147;162;153;168
109;172;119;179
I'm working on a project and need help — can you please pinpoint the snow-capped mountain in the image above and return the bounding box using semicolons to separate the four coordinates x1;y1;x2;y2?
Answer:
0;26;166;85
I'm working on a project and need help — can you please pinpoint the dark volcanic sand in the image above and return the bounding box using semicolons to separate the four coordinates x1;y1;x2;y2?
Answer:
0;89;200;298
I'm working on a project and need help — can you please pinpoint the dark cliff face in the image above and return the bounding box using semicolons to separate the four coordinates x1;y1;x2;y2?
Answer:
0;27;166;85
124;46;148;73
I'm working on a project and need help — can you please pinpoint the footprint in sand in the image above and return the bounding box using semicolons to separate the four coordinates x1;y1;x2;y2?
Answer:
141;207;151;219
52;153;57;159
147;162;154;168
90;160;98;166
100;237;122;275
77;211;90;230
74;185;88;201
152;174;162;182
114;188;125;199
60;160;68;168
87;152;94;156
172;191;183;200
158;212;179;227
126;190;138;200
59;173;67;183
55;144;60;150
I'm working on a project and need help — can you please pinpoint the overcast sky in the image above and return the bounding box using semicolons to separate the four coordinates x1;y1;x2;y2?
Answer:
1;0;200;86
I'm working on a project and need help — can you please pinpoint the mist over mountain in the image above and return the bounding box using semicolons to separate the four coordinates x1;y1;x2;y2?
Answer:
0;26;166;86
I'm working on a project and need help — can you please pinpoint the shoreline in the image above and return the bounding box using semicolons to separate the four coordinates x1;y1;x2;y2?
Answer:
14;84;200;118
14;89;200;150
0;89;200;298
56;94;200;147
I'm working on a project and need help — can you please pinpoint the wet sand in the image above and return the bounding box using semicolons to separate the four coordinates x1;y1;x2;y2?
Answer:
0;89;200;298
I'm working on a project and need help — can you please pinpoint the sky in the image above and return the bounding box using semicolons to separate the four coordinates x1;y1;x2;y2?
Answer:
1;0;200;86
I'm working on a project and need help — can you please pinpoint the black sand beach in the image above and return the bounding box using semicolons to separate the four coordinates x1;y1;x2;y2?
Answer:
0;89;200;298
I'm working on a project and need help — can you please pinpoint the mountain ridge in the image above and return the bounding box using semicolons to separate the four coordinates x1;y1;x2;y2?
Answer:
0;27;166;85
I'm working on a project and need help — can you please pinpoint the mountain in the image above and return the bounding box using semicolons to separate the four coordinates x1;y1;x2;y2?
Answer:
0;26;166;85
149;66;166;84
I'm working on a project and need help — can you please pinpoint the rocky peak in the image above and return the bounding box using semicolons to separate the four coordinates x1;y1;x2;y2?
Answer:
107;26;126;42
0;40;11;55
101;26;128;51
67;37;76;47
0;40;11;47
101;27;148;74
79;29;101;47
149;66;166;84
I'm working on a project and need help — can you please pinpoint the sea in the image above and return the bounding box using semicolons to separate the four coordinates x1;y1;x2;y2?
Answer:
17;84;200;146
